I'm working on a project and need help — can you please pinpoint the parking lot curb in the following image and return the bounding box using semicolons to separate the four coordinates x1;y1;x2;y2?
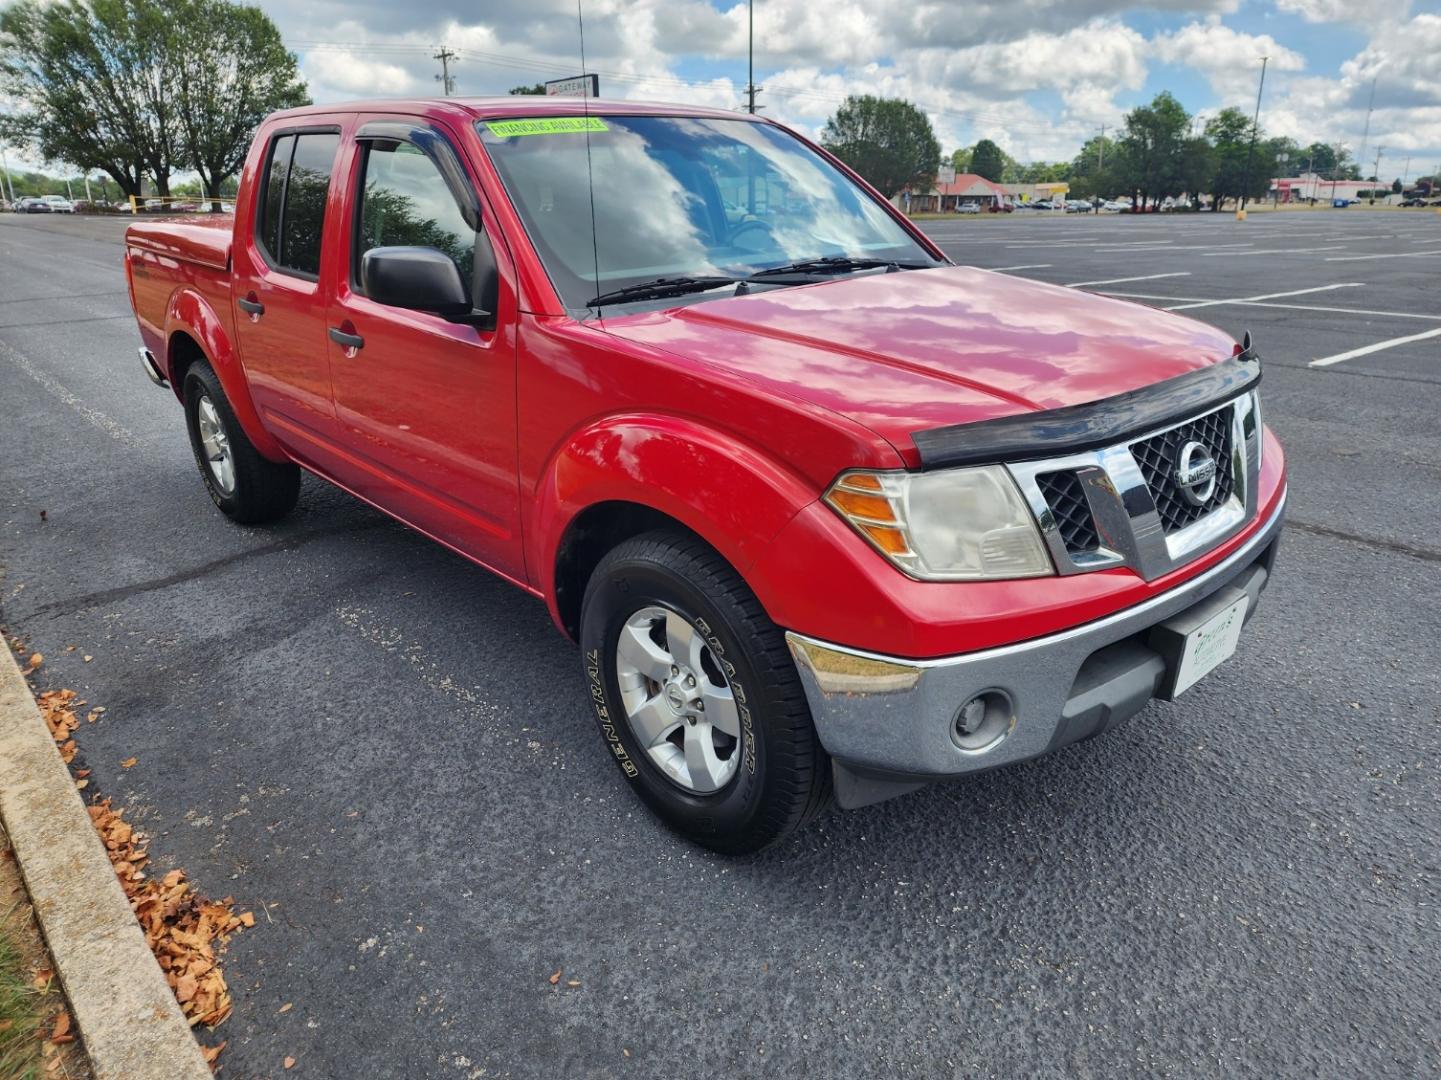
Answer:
0;646;212;1079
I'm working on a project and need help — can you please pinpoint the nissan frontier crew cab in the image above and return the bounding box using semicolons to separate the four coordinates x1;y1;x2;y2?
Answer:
124;98;1286;853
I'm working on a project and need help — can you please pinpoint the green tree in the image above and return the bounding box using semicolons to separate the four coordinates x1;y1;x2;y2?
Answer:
950;146;972;174
0;0;162;197
0;0;306;201
509;83;547;95
1115;91;1192;210
821;95;940;198
1204;108;1273;210
172;0;308;210
970;138;1005;182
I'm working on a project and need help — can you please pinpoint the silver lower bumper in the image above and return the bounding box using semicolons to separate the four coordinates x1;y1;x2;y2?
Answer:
786;489;1286;808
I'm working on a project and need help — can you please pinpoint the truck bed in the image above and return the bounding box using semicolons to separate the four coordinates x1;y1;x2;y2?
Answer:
124;216;235;372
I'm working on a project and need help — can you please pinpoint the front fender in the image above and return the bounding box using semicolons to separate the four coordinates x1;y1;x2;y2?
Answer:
530;413;827;631
164;288;287;461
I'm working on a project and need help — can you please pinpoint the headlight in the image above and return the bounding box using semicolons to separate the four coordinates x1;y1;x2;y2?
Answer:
825;466;1054;581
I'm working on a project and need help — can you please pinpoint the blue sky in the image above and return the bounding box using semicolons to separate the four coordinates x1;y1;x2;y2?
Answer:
277;0;1441;179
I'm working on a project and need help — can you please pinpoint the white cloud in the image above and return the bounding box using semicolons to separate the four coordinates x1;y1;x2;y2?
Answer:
303;51;415;96
1153;20;1306;104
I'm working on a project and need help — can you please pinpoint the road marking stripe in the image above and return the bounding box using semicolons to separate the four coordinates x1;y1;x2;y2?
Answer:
1097;291;1441;322
1323;248;1441;262
987;264;1053;271
0;338;142;447
1066;272;1190;288
1166;283;1364;311
1201;246;1345;256
1308;327;1441;367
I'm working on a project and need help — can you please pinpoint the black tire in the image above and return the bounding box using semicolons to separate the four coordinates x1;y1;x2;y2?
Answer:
182;360;299;524
579;530;832;854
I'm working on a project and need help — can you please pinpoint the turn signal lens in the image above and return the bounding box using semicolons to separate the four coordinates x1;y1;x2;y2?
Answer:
825;467;1053;581
829;489;895;522
861;523;911;556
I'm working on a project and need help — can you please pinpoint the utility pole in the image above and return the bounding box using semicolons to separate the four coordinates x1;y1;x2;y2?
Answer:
1239;55;1268;212
1356;75;1377;186
0;145;14;204
1371;145;1384;202
745;0;761;114
1097;124;1105;169
433;47;457;96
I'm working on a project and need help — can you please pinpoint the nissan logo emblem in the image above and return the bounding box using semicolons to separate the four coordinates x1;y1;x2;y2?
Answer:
1174;440;1218;506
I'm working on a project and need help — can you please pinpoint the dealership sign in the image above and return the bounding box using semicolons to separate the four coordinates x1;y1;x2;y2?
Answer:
545;75;600;97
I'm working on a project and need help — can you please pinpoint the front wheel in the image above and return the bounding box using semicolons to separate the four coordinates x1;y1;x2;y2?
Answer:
579;530;832;854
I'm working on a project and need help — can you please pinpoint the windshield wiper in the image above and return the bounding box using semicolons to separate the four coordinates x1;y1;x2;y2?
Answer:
588;276;738;307
746;256;932;280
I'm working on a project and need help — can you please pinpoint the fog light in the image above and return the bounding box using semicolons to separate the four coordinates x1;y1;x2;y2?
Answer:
950;691;1015;753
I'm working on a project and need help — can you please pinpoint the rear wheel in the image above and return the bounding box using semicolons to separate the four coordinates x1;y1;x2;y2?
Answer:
580;530;831;854
182;361;299;524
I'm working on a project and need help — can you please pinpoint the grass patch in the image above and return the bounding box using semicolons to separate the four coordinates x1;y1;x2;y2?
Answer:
0;911;46;1080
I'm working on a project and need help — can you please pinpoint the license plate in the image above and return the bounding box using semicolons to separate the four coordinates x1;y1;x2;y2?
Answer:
1170;595;1248;697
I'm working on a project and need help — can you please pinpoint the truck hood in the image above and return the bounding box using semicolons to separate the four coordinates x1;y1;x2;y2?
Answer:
598;266;1240;463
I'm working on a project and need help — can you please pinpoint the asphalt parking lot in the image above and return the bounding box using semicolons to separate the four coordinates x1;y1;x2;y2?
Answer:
2;209;1439;1078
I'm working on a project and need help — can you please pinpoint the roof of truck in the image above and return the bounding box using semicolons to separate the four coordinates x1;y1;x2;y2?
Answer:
267;97;765;124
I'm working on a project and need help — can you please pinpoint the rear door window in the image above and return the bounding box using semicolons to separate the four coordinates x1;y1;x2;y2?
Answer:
256;131;340;278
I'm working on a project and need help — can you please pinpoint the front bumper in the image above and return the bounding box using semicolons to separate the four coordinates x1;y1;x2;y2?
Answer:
786;488;1286;809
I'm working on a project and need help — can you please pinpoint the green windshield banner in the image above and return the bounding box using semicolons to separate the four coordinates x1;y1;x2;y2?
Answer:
484;117;608;137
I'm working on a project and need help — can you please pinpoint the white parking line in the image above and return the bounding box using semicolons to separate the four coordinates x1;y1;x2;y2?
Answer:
1066;272;1191;287
1098;291;1441;322
987;263;1053;271
1200;246;1346;256
1309;327;1441;367
1323;248;1441;262
1166;283;1364;311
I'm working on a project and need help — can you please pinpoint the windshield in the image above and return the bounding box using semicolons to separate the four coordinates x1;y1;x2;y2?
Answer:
477;115;941;310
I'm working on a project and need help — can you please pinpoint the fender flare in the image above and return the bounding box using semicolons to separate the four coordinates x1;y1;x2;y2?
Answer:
531;413;822;632
163;287;288;461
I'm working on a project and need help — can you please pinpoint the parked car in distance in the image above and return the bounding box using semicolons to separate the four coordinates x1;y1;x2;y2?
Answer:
42;195;75;213
1400;197;1428;207
19;196;51;213
957;201;980;214
987;201;1013;213
124;97;1287;853
1064;200;1090;213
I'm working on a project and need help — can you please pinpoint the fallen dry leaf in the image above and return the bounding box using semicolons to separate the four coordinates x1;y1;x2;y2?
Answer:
278;1002;293;1014
26;652;42;672
120;757;138;769
202;1041;226;1064
548;970;562;985
284;1055;296;1069
238;911;255;928
74;779;88;790
566;979;581;987
50;1011;71;1042
83;655;93;663
0;1019;13;1033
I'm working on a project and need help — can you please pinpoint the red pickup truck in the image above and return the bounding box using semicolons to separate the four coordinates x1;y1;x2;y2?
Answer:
125;98;1286;852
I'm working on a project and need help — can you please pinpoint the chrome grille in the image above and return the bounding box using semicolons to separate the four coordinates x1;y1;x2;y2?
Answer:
1036;471;1100;555
1130;407;1234;534
1006;393;1259;584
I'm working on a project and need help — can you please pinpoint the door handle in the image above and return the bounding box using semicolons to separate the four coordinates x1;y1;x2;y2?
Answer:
328;326;365;351
237;295;264;316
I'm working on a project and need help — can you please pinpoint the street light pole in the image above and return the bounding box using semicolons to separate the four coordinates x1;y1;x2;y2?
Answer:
1239;55;1268;212
745;0;760;114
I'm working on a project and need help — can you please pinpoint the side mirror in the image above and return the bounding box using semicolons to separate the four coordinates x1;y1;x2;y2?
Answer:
361;246;490;325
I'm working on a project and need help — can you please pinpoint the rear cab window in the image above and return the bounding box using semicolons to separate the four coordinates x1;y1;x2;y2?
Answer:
256;130;341;278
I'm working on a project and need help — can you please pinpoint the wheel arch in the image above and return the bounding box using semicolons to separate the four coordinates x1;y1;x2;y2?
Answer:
535;415;822;640
163;289;287;461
